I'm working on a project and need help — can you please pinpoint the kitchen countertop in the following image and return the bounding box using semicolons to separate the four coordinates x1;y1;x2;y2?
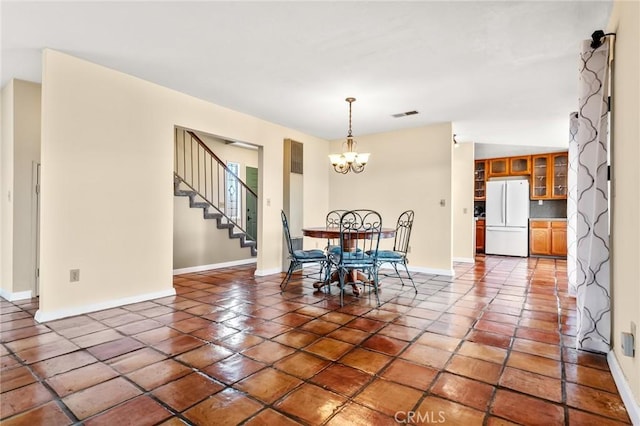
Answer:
529;218;567;221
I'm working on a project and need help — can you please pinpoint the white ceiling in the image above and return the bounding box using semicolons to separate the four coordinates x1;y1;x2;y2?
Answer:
1;1;612;147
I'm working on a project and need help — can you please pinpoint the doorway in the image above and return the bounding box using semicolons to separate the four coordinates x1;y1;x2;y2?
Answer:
245;166;258;241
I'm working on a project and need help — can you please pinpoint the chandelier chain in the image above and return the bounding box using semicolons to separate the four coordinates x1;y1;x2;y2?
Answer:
348;99;353;138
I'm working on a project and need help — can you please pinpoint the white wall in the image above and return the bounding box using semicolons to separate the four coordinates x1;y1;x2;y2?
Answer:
0;79;41;299
452;142;475;262
328;123;453;275
608;0;640;407
37;50;329;320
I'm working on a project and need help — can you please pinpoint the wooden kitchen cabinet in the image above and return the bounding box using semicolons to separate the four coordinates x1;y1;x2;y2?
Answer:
530;221;551;255
488;158;509;177
550;153;568;198
474;160;487;200
475;219;485;253
531;152;568;200
530;220;567;256
531;155;550;199
509;156;531;175
551;221;567;256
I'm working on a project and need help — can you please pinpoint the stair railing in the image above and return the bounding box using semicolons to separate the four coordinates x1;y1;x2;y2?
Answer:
174;128;258;242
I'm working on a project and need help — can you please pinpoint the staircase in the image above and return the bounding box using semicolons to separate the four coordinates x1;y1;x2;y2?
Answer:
174;129;257;257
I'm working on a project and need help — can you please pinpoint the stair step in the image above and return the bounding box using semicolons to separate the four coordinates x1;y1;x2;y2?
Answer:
174;175;257;258
191;202;209;209
175;189;196;197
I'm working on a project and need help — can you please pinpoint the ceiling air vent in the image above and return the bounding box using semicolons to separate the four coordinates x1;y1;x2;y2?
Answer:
391;110;419;118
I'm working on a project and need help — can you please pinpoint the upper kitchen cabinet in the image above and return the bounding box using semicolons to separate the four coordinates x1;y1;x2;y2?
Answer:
551;152;568;198
474;160;487;200
487;156;531;178
531;152;568;200
488;158;509;177
531;155;550;199
509;156;531;175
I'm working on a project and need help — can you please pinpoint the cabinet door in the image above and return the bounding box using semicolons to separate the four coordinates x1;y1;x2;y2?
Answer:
509;156;531;175
488;158;509;177
474;160;487;201
475;221;485;253
531;155;549;199
551;222;567;256
530;221;551;255
551;153;568;199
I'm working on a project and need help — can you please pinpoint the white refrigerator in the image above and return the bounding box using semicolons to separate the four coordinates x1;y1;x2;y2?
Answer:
485;179;530;257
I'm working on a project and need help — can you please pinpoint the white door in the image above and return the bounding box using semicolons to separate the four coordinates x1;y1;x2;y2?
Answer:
505;180;529;227
485;181;505;227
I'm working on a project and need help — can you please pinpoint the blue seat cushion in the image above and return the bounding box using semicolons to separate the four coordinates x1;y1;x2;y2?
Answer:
329;246;362;255
371;250;404;260
293;249;326;260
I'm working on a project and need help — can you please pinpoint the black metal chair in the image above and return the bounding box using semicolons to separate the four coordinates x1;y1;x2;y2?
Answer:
280;210;328;291
329;210;383;306
373;210;417;292
325;209;348;254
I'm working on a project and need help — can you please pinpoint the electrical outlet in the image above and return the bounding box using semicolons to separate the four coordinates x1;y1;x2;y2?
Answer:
463;208;468;214
70;269;80;282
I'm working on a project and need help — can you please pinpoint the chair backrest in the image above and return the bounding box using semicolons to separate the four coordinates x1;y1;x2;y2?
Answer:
326;209;348;248
337;210;383;263
281;210;295;257
393;210;415;255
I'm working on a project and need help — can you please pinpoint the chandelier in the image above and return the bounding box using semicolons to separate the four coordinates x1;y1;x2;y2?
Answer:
328;97;370;174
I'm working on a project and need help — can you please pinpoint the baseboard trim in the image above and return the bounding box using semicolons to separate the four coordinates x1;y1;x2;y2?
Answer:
607;350;640;425
33;288;177;323
254;267;282;277
0;289;33;302
173;258;257;275
453;257;475;264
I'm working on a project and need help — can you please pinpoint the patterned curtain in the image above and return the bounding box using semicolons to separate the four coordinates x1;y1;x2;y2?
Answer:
575;39;611;353
567;112;579;297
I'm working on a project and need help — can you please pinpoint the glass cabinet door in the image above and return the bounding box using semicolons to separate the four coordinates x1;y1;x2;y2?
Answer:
509;156;531;175
531;155;549;199
551;153;568;198
474;160;486;200
489;158;508;177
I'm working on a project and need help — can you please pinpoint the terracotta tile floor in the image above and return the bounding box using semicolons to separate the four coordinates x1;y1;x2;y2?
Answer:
0;255;631;425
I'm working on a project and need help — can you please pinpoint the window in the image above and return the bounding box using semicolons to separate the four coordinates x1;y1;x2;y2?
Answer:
225;162;240;220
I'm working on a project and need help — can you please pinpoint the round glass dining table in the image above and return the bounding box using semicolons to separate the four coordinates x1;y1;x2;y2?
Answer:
302;226;396;295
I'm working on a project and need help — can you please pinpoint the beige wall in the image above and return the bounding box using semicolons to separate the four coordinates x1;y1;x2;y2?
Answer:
328;123;453;274
452;142;475;261
1;82;14;296
609;0;640;406
0;80;42;298
37;49;329;320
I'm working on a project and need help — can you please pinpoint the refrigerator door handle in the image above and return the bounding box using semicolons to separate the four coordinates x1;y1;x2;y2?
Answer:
501;184;505;224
